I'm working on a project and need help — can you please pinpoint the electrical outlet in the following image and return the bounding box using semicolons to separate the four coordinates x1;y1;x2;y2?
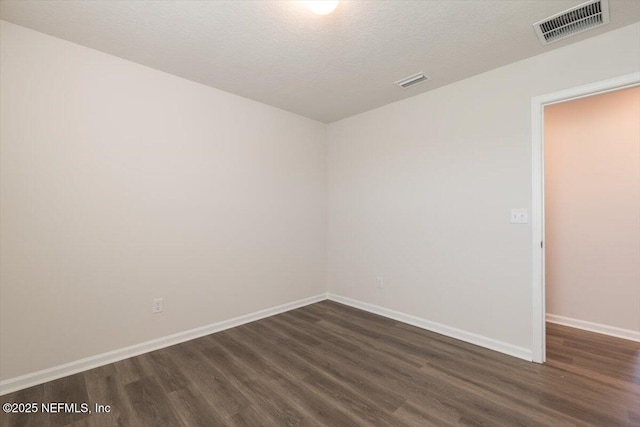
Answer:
153;298;163;314
376;277;384;289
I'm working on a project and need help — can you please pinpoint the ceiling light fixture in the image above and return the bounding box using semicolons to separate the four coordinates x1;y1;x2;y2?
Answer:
306;1;339;15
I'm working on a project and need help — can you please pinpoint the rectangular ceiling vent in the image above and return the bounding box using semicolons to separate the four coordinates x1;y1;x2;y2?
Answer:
394;72;430;89
533;0;609;46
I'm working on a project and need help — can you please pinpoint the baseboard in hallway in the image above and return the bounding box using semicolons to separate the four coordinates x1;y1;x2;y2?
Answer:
546;313;640;342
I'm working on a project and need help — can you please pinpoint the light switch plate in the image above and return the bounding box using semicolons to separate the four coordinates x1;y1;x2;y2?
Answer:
511;208;528;224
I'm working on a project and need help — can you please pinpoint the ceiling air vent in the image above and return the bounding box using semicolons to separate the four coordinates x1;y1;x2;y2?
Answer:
533;0;609;46
394;72;430;89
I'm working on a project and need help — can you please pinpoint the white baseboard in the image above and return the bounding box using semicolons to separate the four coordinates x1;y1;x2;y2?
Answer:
0;293;327;396
546;314;640;342
327;294;532;362
1;292;537;395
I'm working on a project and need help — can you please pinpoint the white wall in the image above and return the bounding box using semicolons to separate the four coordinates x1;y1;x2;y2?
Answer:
0;21;326;381
2;18;639;386
545;87;640;334
327;23;640;354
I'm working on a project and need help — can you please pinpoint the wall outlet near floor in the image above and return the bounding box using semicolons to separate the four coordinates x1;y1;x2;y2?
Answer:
376;277;384;289
153;298;163;314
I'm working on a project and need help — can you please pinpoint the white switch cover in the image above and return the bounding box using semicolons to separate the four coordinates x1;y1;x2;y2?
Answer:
510;208;528;224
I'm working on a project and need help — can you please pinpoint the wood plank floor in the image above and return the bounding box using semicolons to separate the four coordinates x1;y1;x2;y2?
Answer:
1;300;639;426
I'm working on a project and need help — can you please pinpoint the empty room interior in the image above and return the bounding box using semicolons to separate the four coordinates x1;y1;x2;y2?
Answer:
0;0;639;426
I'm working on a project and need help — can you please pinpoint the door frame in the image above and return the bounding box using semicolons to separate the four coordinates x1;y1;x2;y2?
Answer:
530;72;640;363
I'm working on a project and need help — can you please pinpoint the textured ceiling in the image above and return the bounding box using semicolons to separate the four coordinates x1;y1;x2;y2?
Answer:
1;1;639;123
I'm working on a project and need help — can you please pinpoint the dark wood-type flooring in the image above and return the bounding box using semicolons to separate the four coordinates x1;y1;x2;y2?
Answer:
1;300;639;426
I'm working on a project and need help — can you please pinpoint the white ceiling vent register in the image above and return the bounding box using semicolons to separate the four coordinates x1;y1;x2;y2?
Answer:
533;0;609;46
394;72;430;89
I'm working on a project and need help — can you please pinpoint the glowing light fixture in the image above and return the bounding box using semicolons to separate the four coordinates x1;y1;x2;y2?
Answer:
306;1;339;15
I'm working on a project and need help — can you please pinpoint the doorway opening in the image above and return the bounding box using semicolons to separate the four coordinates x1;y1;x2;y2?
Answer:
531;72;640;363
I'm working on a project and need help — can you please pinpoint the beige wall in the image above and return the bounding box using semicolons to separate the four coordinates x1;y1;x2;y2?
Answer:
0;21;326;381
327;23;640;353
545;87;640;333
